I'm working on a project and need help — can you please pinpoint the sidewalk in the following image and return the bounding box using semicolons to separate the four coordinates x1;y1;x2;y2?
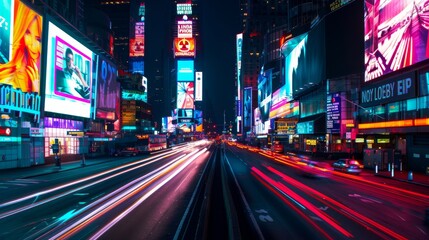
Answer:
0;157;110;180
286;151;429;188
371;168;429;187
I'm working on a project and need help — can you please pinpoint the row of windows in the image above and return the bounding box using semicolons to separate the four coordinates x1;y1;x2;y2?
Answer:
359;96;429;123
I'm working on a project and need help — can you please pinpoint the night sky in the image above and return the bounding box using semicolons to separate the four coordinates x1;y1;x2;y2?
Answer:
147;0;241;130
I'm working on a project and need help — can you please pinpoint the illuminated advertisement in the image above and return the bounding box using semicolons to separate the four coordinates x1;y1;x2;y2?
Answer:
177;81;194;109
195;71;202;101
364;0;429;82
236;33;243;101
178;108;193;118
177;3;192;15
129;1;145;57
178;20;192;38
177;60;194;81
258;69;272;122
0;0;43;93
326;92;341;133
161;116;175;133
284;28;325;95
130;59;144;74
45;21;93;118
95;55;119;120
174;37;195;57
360;74;416;107
194;110;203;132
243;87;252;127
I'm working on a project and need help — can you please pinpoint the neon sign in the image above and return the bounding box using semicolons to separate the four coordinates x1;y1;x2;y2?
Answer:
0;84;41;121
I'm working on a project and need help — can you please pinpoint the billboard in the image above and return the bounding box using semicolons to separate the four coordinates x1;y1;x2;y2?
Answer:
364;0;429;82
258;69;272;122
174;38;196;57
129;1;145;57
194;109;203;132
0;0;43;93
177;3;192;15
195;71;202;101
236;33;243;101
177;81;194;109
95;55;119;120
130;58;144;74
177;60;194;81
45;21;93;118
243;87;252;127
178;20;192;38
326;92;341;133
161;116;175;133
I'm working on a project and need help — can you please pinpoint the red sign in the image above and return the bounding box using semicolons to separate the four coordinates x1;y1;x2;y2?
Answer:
174;38;195;57
0;127;11;136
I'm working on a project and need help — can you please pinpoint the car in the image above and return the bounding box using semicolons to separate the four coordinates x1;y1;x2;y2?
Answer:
296;159;332;178
271;141;284;153
332;158;364;174
114;147;139;157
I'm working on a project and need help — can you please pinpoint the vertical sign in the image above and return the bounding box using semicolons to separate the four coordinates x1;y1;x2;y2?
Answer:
326;92;341;133
195;71;202;101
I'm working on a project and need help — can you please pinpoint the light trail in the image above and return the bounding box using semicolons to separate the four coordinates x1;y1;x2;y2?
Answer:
266;165;408;240
251;166;352;239
46;148;207;239
0;147;189;210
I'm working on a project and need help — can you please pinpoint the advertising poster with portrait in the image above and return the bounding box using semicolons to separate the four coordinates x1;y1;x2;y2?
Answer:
0;0;43;93
177;81;194;109
45;21;93;118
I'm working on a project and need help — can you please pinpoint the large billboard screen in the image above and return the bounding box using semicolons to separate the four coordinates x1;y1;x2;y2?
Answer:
236;33;243;101
195;71;202;101
258;69;272;122
174;38;196;57
243;87;252;128
0;0;43;93
177;60;194;81
129;1;145;57
96;55;119;120
45;21;93;118
177;81;194;109
364;0;429;82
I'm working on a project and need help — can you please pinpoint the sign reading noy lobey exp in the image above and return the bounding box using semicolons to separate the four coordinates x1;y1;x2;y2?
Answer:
361;75;415;107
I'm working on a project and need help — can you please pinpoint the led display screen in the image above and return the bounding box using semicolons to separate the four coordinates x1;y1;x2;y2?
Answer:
283;23;326;96
177;60;194;81
174;38;195;57
130;59;144;74
195;71;203;101
258;69;272;122
243;87;252;128
364;0;429;82
236;33;243;100
161;116;175;133
0;0;43;93
177;81;194;109
129;1;145;57
194;110;203;132
95;55;119;120
177;20;192;38
45;21;93;118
